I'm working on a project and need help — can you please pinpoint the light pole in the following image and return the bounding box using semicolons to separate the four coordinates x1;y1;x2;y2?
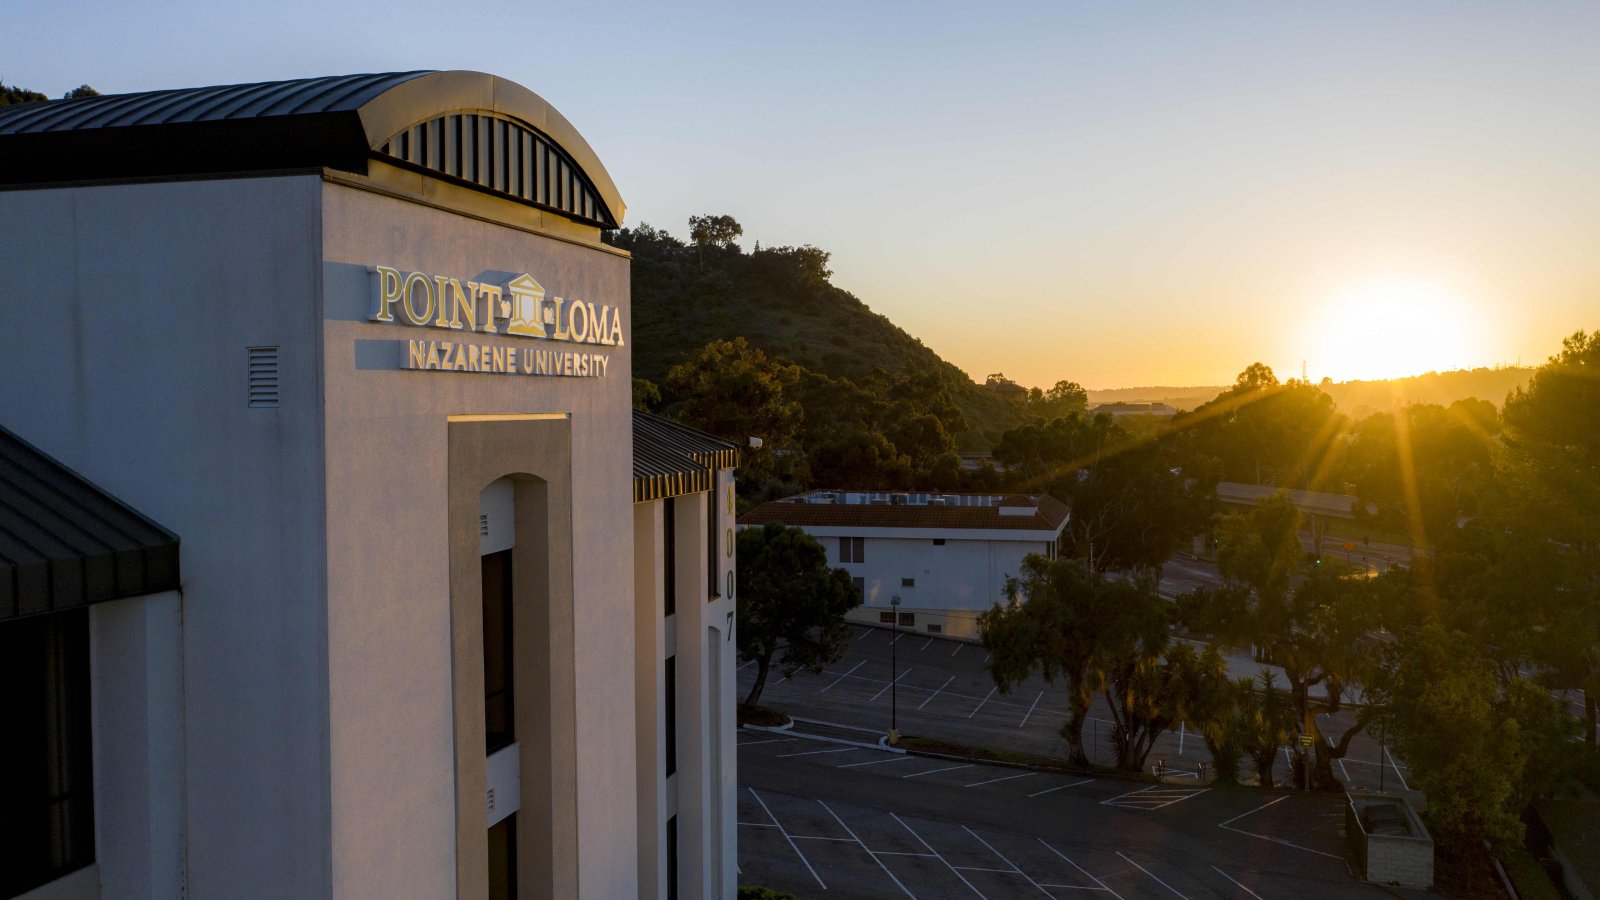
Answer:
889;595;901;743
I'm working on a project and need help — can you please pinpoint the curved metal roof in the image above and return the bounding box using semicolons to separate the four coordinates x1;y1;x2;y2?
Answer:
0;70;625;228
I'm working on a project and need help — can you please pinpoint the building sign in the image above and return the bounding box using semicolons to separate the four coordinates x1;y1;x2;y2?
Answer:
369;265;620;378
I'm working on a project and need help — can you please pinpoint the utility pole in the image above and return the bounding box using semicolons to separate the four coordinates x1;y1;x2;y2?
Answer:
889;595;901;743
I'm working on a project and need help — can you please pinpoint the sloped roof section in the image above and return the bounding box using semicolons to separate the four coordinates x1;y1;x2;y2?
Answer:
633;411;740;503
0;70;624;228
0;425;179;621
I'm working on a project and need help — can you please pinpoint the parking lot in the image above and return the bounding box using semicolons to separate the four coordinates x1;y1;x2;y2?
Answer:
737;731;1395;898
739;624;1412;792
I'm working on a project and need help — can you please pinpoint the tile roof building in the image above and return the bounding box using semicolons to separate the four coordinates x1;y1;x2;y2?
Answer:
739;491;1069;640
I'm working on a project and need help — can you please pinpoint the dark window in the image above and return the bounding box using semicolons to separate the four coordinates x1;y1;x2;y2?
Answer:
665;656;677;777
901;578;915;588
666;815;679;900
878;611;895;624
932;539;945;546
898;612;915;627
0;609;95;897
664;498;676;617
926;624;943;634
852;577;865;601
707;486;719;600
483;550;514;753
838;536;864;564
487;814;517;900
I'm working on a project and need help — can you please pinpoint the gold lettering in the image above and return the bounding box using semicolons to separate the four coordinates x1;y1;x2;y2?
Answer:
408;340;427;369
433;278;471;329
401;272;434;326
371;266;404;322
608;308;624;347
552;299;570;340
583;302;600;344
474;284;502;334
426;342;442;370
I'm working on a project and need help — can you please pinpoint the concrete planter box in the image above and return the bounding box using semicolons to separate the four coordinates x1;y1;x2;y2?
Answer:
1346;793;1434;889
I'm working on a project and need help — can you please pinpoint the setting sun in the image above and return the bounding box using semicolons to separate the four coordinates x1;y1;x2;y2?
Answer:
1306;279;1482;382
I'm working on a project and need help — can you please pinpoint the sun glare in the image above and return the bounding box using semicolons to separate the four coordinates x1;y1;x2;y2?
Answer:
1306;279;1479;382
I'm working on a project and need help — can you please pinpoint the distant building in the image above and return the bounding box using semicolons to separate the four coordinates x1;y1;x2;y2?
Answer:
985;379;1029;401
738;491;1070;640
1090;402;1178;418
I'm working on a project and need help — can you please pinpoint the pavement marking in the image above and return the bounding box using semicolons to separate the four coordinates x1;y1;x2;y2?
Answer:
870;668;913;703
964;772;1037;788
893;632;907;645
903;763;974;779
917;675;957;711
1336;757;1351;784
891;813;989;899
1211;865;1266;899
737;738;794;747
793;835;857;842
968;687;997;719
817;800;918;899
877;851;938;858
920;638;934;651
739;821;777;828
962;825;1052;896
952;643;964;657
1101;785;1209;810
747;788;827;890
1384;746;1411;790
857;628;875;641
738;660;756;671
1019;690;1045;727
1039;840;1123;898
776;747;857;759
1216;796;1344;860
1028;778;1093;798
1117;851;1189;899
819;659;866;693
839;756;916;769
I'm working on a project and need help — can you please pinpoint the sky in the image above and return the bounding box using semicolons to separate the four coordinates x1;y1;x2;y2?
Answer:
7;1;1598;388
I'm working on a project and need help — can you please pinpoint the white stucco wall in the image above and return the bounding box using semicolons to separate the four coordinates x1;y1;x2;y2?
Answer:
0;176;332;899
318;182;637;898
815;531;1051;612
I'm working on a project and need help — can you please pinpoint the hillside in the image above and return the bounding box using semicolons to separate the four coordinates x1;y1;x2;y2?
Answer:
612;224;1024;447
1087;367;1534;417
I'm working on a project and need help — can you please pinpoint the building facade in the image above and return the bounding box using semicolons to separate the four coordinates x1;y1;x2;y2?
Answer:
738;491;1069;641
0;71;737;900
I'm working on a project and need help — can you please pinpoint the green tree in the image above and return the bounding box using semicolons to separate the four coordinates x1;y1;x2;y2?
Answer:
1103;641;1222;772
980;557;1165;766
663;337;803;487
1236;672;1295;788
62;84;99;99
688;214;743;266
736;522;861;707
0;81;48;106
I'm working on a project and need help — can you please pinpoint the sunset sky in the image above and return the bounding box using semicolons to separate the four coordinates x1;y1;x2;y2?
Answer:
8;1;1597;388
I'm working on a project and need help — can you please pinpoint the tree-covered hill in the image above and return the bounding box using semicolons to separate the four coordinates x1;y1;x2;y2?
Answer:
608;220;1024;447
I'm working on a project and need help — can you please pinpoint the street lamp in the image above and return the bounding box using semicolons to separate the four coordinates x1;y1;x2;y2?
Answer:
889;595;901;743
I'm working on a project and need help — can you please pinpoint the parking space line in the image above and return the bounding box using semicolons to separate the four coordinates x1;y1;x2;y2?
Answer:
968;687;997;719
903;763;973;779
858;628;875;641
1384;746;1410;790
1216;796;1344;860
870;668;913;702
892;813;989;899
1101;785;1209;809
1039;840;1122;898
877;851;938;858
962;825;1052;895
1210;865;1265;899
921;638;934;651
776;747;857;758
739;821;777;828
1029;778;1093;797
839;756;915;769
1116;851;1188;899
737;738;793;747
793;835;856;842
964;772;1036;788
819;659;866;693
1019;690;1044;727
738;660;755;671
747;788;827;890
1217;797;1286;828
917;675;956;710
817;800;918;899
952;643;964;657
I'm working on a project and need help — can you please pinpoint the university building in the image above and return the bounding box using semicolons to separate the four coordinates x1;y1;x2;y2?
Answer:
0;71;737;899
738;491;1069;640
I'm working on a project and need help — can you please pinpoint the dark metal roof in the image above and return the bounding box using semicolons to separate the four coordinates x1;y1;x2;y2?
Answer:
0;425;180;621
633;411;740;503
0;70;625;228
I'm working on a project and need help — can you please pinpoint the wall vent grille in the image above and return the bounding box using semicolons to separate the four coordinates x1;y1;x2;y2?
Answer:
479;514;490;538
247;346;279;408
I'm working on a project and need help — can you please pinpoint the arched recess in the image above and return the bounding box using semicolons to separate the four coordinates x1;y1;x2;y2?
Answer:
448;416;577;900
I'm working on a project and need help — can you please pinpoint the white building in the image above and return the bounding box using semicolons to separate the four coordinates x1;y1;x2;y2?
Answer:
0;71;738;900
738;491;1069;641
